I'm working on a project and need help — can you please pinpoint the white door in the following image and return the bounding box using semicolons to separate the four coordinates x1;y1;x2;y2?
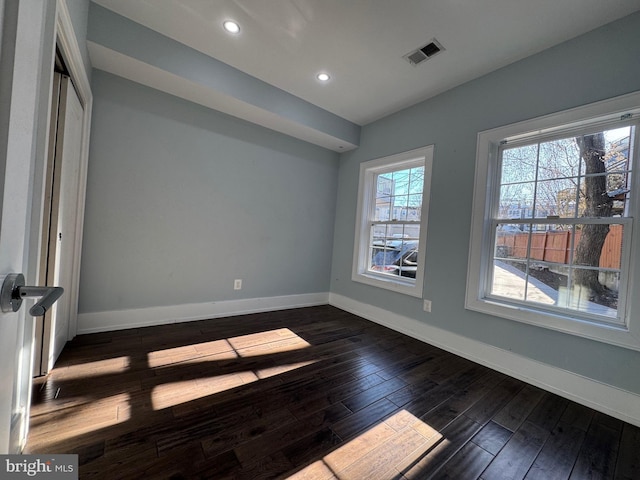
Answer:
0;0;54;453
41;74;84;370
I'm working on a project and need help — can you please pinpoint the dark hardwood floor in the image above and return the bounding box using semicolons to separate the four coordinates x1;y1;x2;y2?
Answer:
25;305;640;479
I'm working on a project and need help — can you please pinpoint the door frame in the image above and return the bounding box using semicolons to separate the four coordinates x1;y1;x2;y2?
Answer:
32;0;92;375
50;0;92;348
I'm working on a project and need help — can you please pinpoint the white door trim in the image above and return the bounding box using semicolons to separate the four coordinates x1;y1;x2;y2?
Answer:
52;0;92;346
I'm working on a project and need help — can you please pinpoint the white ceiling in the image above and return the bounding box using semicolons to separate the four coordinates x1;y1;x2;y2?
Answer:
90;0;640;142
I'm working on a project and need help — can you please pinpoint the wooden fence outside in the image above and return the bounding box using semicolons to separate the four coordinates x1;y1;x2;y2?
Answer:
496;224;622;269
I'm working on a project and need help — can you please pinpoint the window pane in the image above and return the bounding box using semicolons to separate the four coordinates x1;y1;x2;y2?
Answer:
495;223;530;261
604;125;634;216
577;173;614;218
377;173;394;196
408;166;425;193
368;224;420;279
354;146;432;296
491;259;526;301
604;125;633;173
498;182;535;219
407;194;422;221
501;145;538;183
374;196;391;221
492;221;622;318
371;223;389;249
569;224;623;271
576;127;634;220
501;126;635;224
534;178;580;218
537;138;581;181
392;169;411;196
390;196;406;220
558;267;618;319
494;259;568;306
606;171;631;215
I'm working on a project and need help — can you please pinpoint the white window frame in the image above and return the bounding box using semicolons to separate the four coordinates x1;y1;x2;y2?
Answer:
352;146;433;297
467;92;640;351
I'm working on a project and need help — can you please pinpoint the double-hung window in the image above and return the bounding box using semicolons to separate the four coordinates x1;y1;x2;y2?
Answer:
352;146;433;297
467;93;640;349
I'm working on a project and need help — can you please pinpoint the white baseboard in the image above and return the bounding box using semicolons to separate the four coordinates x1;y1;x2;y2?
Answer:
329;293;640;428
77;292;329;334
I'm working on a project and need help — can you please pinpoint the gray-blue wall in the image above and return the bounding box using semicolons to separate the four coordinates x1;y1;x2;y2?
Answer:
79;71;339;313
78;8;640;398
330;12;640;395
64;0;91;82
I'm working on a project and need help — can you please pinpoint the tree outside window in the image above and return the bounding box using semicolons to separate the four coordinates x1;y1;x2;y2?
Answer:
467;93;640;349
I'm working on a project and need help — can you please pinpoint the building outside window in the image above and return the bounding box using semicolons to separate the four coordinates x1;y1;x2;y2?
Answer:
352;146;433;297
467;93;640;350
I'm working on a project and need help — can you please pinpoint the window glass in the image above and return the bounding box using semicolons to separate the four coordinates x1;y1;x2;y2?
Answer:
353;146;433;297
490;125;633;322
467;94;640;348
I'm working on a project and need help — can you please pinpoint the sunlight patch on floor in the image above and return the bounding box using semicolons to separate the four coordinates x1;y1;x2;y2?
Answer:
54;356;130;379
149;329;315;409
230;328;311;356
26;392;132;449
287;410;444;480
255;360;317;379
147;339;236;367
151;373;249;410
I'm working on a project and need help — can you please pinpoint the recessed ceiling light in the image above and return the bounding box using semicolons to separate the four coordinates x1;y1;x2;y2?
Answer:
317;72;330;82
223;20;240;34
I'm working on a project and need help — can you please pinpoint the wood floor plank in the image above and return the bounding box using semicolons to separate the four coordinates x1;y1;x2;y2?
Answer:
614;423;640;480
199;404;299;458
423;370;505;432
480;420;549;480
23;305;638;480
524;422;586;480
233;403;351;466
526;391;569;432
436;441;494;480
471;420;513;456
402;414;482;479
560;402;595;432
341;376;407;412
289;372;386;419
464;376;525;425
492;384;545;432
331;398;399;440
569;414;622;480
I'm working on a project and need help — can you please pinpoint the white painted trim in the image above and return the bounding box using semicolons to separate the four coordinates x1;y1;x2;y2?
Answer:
329;293;640;428
77;293;330;334
351;145;434;298
466;90;640;351
55;0;93;343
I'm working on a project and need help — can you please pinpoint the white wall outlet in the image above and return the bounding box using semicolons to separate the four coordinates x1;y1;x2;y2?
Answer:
423;299;432;312
234;279;242;290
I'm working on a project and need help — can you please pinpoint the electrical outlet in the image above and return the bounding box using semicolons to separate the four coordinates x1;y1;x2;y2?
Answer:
234;279;242;290
423;299;432;312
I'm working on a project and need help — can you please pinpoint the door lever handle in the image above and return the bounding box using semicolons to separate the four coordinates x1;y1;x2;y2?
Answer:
0;273;64;316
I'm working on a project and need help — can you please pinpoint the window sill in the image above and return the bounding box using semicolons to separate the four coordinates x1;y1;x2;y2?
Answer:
465;295;640;351
352;271;423;298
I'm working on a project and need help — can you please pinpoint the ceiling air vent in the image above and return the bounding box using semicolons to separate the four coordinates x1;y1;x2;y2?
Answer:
404;39;444;66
